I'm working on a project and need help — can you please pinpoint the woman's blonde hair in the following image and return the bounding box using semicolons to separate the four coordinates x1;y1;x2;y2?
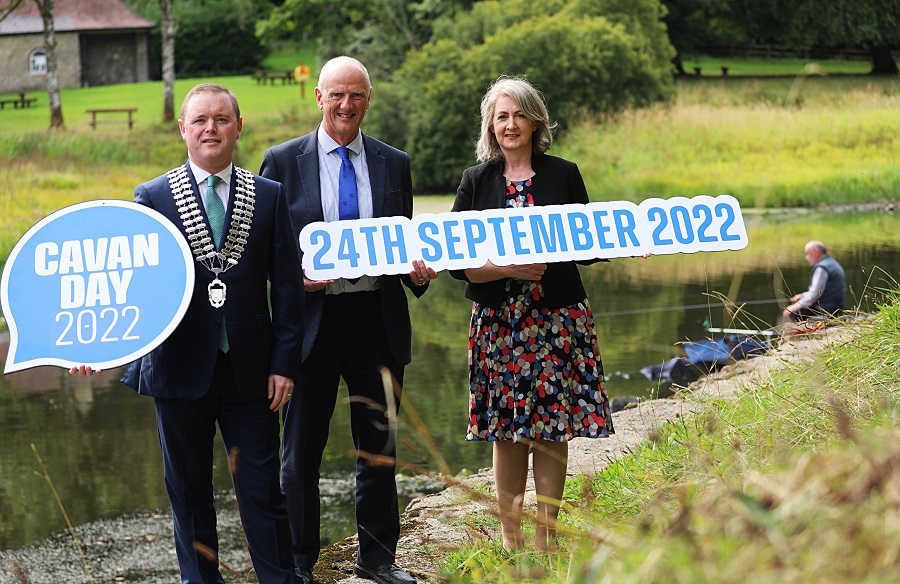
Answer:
475;76;555;162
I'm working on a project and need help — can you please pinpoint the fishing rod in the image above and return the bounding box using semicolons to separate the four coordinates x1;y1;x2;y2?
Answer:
595;297;784;317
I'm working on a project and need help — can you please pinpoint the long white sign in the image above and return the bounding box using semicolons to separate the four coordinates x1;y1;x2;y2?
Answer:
299;195;747;280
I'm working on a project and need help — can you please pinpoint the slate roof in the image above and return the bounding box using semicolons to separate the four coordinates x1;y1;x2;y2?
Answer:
0;0;156;36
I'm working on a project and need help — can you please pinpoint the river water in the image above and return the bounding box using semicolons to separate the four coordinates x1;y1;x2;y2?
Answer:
1;207;898;554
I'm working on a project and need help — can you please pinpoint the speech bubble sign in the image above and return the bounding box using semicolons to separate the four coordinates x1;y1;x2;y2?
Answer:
300;195;748;280
1;200;194;373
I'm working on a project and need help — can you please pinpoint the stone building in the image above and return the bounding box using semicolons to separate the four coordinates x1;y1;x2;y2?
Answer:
0;0;155;94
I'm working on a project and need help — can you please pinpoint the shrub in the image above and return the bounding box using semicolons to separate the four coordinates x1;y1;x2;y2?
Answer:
366;0;676;191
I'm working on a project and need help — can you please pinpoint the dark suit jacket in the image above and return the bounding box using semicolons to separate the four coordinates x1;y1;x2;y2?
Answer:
121;163;304;399
450;154;601;310
260;130;426;366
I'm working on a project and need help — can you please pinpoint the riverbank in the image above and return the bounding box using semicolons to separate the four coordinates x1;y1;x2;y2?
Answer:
1;323;852;583
316;325;854;583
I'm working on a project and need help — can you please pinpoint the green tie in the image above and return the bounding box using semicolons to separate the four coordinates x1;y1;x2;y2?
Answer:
206;174;225;248
206;174;229;353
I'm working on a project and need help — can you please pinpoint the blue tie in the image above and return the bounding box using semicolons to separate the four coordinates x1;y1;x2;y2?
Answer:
337;146;359;221
206;174;229;353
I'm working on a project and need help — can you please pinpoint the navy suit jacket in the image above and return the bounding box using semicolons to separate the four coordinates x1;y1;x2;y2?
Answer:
121;163;304;399
260;130;426;366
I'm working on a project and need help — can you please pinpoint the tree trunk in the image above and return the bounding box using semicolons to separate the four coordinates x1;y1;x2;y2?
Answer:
38;0;64;129
159;0;175;122
870;45;899;76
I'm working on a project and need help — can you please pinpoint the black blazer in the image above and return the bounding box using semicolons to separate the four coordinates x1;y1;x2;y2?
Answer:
450;154;600;309
121;163;305;399
260;129;427;366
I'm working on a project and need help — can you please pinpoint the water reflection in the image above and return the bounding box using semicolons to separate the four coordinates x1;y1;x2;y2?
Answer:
1;209;898;552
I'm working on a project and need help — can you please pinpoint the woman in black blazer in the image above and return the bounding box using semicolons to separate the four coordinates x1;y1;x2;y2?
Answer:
450;76;614;551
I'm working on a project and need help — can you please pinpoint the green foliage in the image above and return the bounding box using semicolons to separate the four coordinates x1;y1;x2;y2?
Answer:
661;0;734;60
125;0;269;76
732;0;900;48
256;0;472;79
660;1;900;75
367;0;676;191
172;0;269;75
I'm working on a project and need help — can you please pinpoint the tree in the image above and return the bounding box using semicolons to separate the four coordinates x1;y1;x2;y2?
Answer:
366;0;676;190
1;0;65;129
661;0;736;74
173;0;268;76
256;0;367;58
256;0;473;80
127;0;269;121
725;0;900;75
159;0;175;122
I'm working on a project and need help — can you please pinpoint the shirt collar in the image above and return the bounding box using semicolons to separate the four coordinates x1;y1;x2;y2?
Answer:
317;125;363;157
188;160;233;187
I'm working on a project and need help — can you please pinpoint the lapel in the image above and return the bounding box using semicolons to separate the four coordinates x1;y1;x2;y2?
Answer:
181;160;211;234
487;160;506;209
363;134;386;218
223;165;237;248
295;132;325;224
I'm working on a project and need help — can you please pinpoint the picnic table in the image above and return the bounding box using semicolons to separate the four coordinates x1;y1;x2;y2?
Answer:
0;93;37;110
86;108;137;129
252;69;296;85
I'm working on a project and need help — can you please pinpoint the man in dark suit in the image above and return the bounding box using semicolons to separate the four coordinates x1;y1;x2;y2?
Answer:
260;57;436;584
77;83;304;583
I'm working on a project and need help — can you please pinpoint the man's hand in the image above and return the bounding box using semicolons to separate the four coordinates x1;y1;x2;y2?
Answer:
304;275;335;292
408;259;437;286
268;374;294;411
69;365;102;377
302;267;334;292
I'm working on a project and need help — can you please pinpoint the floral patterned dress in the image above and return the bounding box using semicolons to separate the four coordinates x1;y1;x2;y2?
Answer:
466;178;615;442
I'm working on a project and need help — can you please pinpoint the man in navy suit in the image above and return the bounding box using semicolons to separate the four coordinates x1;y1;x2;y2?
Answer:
260;57;436;584
76;83;304;583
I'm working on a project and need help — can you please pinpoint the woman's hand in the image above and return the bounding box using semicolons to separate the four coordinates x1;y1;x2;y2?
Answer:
503;263;547;281
464;261;547;283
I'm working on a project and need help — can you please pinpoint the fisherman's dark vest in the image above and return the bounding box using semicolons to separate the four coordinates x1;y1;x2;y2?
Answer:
811;255;846;315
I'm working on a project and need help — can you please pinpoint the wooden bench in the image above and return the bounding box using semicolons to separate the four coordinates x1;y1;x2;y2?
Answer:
86;108;137;129
0;93;37;110
252;69;295;85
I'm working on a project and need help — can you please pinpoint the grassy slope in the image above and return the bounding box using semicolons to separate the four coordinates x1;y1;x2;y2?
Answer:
555;76;900;208
442;292;900;583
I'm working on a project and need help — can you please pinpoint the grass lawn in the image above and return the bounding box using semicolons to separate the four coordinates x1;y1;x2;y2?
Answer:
681;55;874;76
260;39;318;71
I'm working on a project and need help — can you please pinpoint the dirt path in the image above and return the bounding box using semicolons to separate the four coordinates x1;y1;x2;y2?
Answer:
316;326;851;583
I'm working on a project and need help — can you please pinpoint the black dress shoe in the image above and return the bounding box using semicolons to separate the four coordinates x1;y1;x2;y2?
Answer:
353;562;415;584
293;566;314;584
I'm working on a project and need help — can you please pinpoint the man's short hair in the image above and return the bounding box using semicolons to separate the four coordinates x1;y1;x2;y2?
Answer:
179;83;241;121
